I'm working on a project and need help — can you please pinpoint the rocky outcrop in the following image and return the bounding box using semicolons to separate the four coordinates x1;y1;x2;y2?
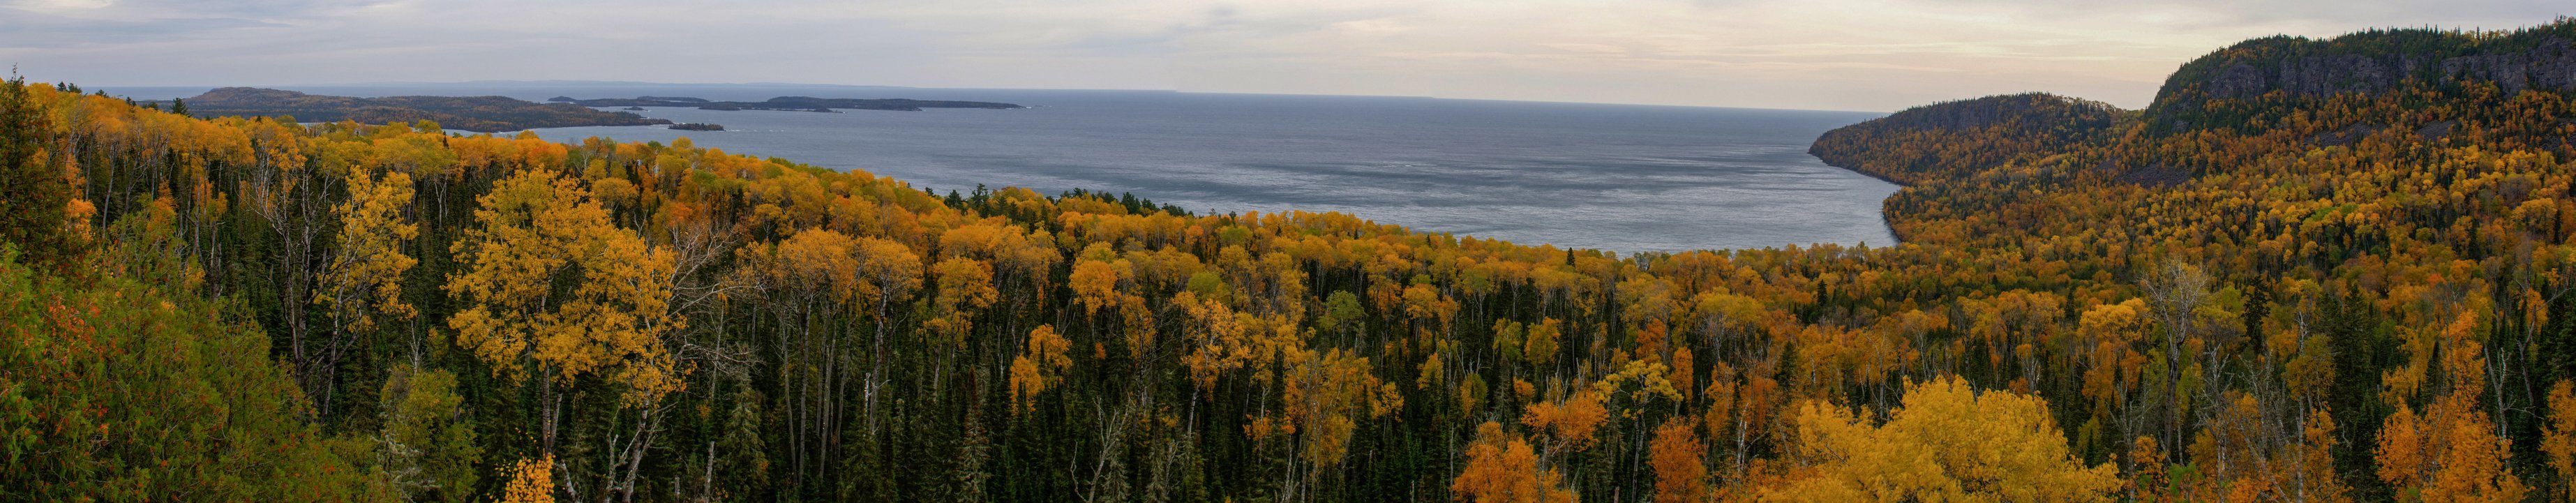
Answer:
2144;20;2576;135
2158;22;2576;107
2194;36;2576;101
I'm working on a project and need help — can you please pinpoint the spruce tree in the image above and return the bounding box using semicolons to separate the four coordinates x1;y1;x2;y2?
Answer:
0;75;75;266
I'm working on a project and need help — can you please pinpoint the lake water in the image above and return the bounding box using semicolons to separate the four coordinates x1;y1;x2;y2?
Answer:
112;84;1895;253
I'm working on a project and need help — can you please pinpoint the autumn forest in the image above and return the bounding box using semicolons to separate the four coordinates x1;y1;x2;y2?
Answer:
11;19;2576;503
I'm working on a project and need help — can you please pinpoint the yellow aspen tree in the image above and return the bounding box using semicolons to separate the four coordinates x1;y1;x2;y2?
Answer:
1009;324;1072;413
851;235;924;435
1069;257;1125;317
924;257;998;343
1763;376;2119;502
444;169;680;453
318;169;419;336
1525;317;1562;368
2545;381;2576;503
304;167;419;416
497;455;557;503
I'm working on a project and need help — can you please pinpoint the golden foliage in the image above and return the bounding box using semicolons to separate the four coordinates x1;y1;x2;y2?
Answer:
316;168;418;333
1009;324;1073;413
1451;422;1577;503
497;456;555;503
2547;381;2576;503
1522;390;1610;453
1762;376;2119;502
1652;419;1712;503
444;169;682;404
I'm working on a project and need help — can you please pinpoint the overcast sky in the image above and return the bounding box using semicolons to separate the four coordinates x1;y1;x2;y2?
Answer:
1;0;2564;111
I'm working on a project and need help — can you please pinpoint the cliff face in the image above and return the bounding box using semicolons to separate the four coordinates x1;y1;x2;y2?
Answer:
2191;36;2576;100
2148;20;2576;133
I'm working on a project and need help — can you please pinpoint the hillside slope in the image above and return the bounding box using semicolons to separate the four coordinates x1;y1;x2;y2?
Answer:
1809;92;2127;186
6;18;2576;503
1809;18;2576;502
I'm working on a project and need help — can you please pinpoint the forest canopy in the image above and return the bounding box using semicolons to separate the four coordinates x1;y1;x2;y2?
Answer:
8;17;2576;503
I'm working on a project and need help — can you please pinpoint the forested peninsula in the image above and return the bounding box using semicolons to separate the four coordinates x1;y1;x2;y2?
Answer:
165;87;675;133
555;96;1024;112
10;18;2576;503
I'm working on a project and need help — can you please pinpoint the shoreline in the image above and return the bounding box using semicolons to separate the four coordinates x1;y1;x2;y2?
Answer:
1804;147;1910;247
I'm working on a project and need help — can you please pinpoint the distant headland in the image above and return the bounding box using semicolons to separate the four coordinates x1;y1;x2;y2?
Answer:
550;95;1024;112
163;87;1024;133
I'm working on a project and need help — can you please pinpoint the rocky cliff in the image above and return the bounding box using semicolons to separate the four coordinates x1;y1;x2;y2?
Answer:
2148;19;2576;132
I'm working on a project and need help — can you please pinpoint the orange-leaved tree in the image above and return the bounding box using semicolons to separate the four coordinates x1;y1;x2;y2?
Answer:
2547;381;2576;503
2374;315;2529;503
1651;418;1711;503
1453;421;1577;503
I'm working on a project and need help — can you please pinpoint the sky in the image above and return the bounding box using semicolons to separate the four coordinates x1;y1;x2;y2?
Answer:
1;0;2566;111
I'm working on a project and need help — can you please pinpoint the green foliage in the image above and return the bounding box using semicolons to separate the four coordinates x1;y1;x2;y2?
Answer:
0;73;77;268
0;230;391;501
377;366;481;503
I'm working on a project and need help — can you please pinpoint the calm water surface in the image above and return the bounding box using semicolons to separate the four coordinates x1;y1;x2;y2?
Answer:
117;84;1896;253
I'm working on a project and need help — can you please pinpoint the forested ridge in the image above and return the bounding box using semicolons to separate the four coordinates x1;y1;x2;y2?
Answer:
170;87;675;133
10;19;2576;503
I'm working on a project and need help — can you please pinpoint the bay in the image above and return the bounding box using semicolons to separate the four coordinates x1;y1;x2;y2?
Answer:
117;84;1897;253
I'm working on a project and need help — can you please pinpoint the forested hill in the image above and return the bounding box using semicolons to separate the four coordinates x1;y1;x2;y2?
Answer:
1806;18;2576;503
12;18;2576;503
172;87;674;132
1807;92;2127;186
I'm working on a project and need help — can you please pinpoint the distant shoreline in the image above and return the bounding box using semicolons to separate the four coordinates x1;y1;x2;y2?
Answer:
156;87;1023;133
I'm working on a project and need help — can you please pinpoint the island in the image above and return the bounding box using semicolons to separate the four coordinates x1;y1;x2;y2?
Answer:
167;87;672;133
562;95;1023;112
668;123;725;131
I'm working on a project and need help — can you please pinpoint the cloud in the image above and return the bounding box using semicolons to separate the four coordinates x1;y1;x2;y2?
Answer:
0;7;281;48
2;0;2568;110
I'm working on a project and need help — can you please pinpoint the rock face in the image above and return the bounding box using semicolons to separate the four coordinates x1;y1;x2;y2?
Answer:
2144;21;2576;133
2157;22;2576;107
2195;37;2576;101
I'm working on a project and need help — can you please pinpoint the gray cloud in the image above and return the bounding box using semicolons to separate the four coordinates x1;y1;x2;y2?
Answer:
2;0;2568;110
0;7;280;48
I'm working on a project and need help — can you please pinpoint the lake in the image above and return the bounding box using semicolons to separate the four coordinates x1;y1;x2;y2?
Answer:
114;84;1896;253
